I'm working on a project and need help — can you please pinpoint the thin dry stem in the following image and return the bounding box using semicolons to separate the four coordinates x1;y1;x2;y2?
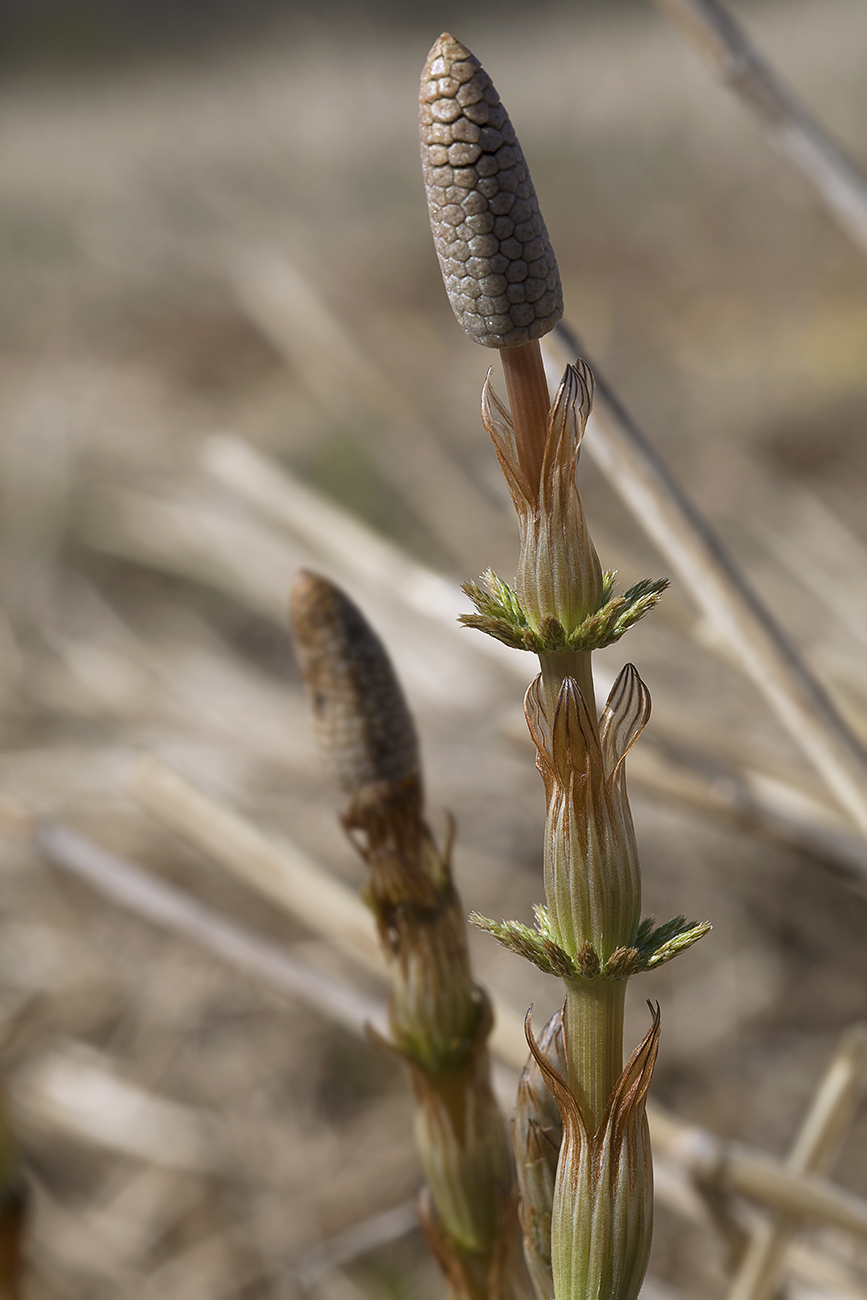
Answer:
15;1043;225;1173
130;753;527;1064
649;1107;867;1243
292;1202;419;1292
545;323;867;839
124;763;867;1245
726;1024;867;1300
130;753;382;972
35;819;388;1041
626;737;867;892
200;438;867;889
653;0;867;258
34;814;867;1259
230;247;503;564
82;443;867;871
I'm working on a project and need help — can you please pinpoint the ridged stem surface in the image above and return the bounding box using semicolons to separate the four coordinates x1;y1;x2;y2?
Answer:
563;978;627;1137
539;650;597;742
291;570;531;1300
501;341;550;496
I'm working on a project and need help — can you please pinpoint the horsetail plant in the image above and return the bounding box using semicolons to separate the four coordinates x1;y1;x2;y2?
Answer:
290;571;532;1300
420;33;710;1300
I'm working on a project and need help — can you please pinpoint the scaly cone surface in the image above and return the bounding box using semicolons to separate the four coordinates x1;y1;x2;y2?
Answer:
420;33;563;348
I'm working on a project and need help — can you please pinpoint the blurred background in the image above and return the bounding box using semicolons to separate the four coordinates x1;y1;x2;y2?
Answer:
1;0;867;1296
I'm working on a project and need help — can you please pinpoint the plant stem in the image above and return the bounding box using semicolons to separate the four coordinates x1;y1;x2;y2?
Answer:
562;977;627;1135
539;650;597;737
291;572;531;1300
501;341;550;495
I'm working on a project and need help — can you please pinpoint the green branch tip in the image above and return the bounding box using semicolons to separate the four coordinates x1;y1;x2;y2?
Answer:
633;915;712;971
470;908;710;980
460;568;668;654
469;911;575;979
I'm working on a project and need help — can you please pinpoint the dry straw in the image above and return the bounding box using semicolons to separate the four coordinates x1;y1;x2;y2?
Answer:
652;0;867;258
37;800;867;1259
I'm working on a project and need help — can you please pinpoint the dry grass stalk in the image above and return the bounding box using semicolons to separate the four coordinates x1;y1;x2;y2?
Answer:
756;487;867;655
201;433;517;681
128;749;867;1246
131;753;382;972
74;435;867;892
725;1025;867;1300
203;435;459;623
35;819;388;1042
29;806;867;1271
204;436;867;892
77;423;867;896
129;752;525;1069
3;16;866;1299
80;483;306;629
649;1108;867;1243
229;249;505;565
291;1201;420;1293
80;471;514;719
652;0;867;257
625;737;867;893
544;323;867;840
14;1043;226;1174
290;571;530;1300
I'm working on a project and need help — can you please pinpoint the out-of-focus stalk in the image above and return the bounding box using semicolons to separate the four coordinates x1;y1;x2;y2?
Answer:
0;1079;25;1300
421;31;709;1300
290;571;531;1300
514;1009;565;1300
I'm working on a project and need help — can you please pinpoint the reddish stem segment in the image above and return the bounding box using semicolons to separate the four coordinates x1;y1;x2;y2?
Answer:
501;340;550;496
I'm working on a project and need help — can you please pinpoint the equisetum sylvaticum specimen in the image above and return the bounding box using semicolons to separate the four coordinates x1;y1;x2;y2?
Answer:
290;572;532;1300
291;31;711;1300
419;33;710;1300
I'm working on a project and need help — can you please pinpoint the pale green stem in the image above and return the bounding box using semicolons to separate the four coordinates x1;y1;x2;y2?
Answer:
541;646;624;1134
563;976;626;1135
539;650;597;738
